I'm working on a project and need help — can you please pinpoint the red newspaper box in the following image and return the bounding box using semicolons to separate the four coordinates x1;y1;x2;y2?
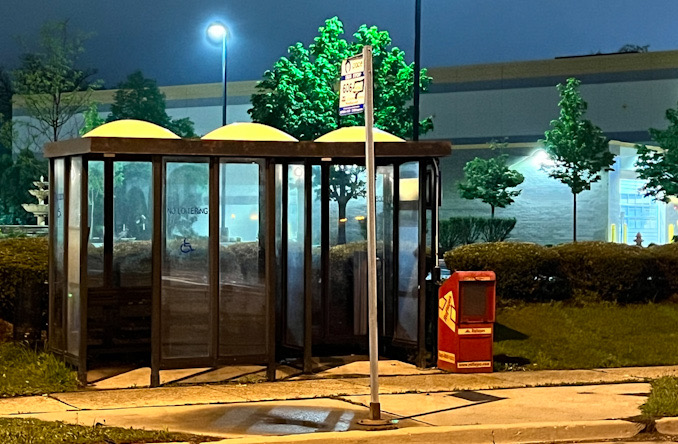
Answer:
437;271;496;373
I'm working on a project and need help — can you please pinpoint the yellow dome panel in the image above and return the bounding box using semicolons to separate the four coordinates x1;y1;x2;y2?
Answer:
202;122;298;141
82;119;180;139
315;126;405;142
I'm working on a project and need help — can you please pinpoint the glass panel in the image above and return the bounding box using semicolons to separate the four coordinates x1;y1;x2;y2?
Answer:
620;178;664;245
328;165;367;339
311;166;322;338
395;162;420;343
87;161;104;288
285;164;304;347
161;161;210;359
67;157;82;356
219;162;266;357
114;162;153;287
377;165;394;336
52;158;66;350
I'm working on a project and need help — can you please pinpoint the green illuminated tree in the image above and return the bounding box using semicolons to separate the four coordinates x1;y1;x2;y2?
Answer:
13;20;101;145
635;101;678;203
107;71;196;138
250;17;433;243
249;16;432;140
541;77;614;242
458;141;524;217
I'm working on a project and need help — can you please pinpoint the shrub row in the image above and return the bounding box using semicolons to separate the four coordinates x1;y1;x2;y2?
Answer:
0;238;49;334
439;217;516;252
444;241;678;304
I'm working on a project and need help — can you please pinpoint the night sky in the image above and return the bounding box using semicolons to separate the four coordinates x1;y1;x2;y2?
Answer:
1;0;677;88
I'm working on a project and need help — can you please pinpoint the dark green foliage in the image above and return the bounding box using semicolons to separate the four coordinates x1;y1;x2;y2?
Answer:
552;241;653;303
445;242;562;303
79;102;105;135
249;16;433;141
481;218;517;243
439;217;517;251
458;152;524;217
0;417;214;444
641;376;678;418
0;343;78;397
444;241;678;304
107;71;197;138
0;148;48;224
13;20;101;143
646;243;678;300
0;238;48;323
541;78;615;241
635;100;678;203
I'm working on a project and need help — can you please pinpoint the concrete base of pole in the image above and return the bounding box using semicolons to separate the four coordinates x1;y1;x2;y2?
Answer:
357;403;396;430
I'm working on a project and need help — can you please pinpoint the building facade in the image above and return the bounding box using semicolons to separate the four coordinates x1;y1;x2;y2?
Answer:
14;49;678;246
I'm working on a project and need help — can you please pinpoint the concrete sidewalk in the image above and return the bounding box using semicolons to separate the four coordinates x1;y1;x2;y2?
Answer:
1;363;678;443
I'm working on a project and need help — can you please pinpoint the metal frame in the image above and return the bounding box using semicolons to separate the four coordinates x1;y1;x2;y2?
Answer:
45;137;450;385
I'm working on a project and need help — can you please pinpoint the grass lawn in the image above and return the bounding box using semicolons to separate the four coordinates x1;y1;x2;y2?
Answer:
641;376;678;418
494;302;678;370
0;342;78;397
0;417;218;444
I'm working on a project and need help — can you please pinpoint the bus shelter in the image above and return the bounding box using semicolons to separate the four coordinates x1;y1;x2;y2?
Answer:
45;120;451;386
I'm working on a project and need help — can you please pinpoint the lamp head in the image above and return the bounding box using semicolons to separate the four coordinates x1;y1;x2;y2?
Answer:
207;22;228;43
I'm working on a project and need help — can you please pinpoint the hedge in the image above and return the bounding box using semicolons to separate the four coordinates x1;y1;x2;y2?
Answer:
444;241;678;304
0;238;49;336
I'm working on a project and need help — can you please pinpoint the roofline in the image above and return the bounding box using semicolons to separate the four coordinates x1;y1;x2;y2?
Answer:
14;50;678;111
43;137;452;159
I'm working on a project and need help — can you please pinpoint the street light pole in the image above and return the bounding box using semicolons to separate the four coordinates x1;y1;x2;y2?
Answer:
221;33;227;126
413;0;421;141
207;22;228;126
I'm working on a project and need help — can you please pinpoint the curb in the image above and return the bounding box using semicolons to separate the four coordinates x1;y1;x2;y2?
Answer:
656;417;678;436
205;420;644;444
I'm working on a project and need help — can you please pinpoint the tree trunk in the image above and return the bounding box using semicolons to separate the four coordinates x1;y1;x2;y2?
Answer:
573;192;577;243
337;198;348;245
491;205;495;218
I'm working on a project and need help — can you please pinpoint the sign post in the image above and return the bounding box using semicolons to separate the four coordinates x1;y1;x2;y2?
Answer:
341;47;391;427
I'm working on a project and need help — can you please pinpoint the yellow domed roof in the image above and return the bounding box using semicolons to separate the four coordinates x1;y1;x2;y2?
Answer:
82;119;180;139
315;126;405;142
202;122;298;141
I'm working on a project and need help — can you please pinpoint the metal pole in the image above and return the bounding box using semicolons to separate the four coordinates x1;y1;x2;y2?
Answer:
413;0;421;141
364;45;381;421
222;36;227;126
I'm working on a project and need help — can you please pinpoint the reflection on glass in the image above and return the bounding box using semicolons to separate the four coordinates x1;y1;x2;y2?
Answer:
114;162;153;287
377;165;394;336
67;157;82;357
161;161;210;359
285;165;304;347
87;161;104;287
395;162;420;343
219;162;266;356
311;166;322;339
328;165;367;339
52;158;66;350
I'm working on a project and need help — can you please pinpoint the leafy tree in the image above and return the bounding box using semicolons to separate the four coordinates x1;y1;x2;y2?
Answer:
458;140;524;217
635;101;678;203
541;77;614;242
618;44;649;53
0;148;48;224
250;17;433;243
107;71;196;138
12;20;101;145
249;17;432;140
79;102;105;135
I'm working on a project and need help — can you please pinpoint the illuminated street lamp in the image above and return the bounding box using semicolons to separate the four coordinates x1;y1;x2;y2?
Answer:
207;21;229;126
